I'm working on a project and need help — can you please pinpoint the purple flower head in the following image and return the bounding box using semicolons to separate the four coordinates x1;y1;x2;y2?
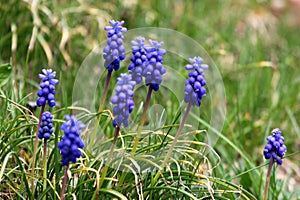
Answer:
58;115;86;166
104;20;127;36
184;56;208;106
36;69;59;107
38;111;54;140
110;74;136;127
147;40;164;52
142;39;166;91
128;37;148;84
103;20;127;72
263;128;287;165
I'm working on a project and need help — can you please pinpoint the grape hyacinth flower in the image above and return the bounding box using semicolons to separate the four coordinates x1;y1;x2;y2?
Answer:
110;74;136;128
153;56;208;183
184;57;208;106
58;116;85;200
103;20;127;72
263;128;287;165
38;111;54;140
143;40;166;91
92;20;127;151
131;40;166;154
263;128;287;200
58;115;86;166
38;111;54;197
36;69;59;107
31;69;59;192
99;74;136;188
128;37;147;84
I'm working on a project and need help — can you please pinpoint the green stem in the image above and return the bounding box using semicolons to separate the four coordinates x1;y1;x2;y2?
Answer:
131;87;153;155
98;126;120;190
31;105;45;195
42;139;47;200
60;165;69;200
263;158;274;200
88;71;112;151
153;102;192;183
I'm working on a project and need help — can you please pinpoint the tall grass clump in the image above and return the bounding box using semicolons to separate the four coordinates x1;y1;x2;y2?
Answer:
0;18;258;200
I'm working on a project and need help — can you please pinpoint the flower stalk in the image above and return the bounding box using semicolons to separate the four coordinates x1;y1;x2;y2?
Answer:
60;165;69;200
153;101;192;182
263;158;274;200
98;126;120;189
31;104;45;193
42;139;48;200
98;71;112;115
131;87;152;155
88;71;112;151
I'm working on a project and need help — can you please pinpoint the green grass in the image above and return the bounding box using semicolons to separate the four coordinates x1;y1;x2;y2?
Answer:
1;0;300;199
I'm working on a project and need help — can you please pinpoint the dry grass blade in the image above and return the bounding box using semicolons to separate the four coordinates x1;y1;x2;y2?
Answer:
37;33;53;67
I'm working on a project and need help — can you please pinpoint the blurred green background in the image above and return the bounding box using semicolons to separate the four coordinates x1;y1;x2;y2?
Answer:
1;0;300;198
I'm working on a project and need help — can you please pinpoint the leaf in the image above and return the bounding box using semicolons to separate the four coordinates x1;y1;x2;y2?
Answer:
0;152;12;183
0;63;12;87
144;186;199;200
98;189;128;200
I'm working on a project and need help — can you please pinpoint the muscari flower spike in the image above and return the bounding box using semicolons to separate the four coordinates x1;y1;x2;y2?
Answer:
128;37;148;84
263;128;287;165
143;39;166;91
103;20;127;72
38;111;54;140
58;115;86;166
184;57;208;106
110;74;136;127
36;69;59;107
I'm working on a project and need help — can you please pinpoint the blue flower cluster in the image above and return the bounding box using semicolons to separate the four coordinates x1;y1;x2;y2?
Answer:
58;115;86;166
103;20;127;72
143;40;166;91
38;111;54;140
110;74;136;127
128;37;147;84
36;69;59;107
184;57;208;106
263;128;287;165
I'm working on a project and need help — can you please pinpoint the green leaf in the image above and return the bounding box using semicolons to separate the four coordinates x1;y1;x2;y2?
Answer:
98;189;128;200
0;63;12;87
